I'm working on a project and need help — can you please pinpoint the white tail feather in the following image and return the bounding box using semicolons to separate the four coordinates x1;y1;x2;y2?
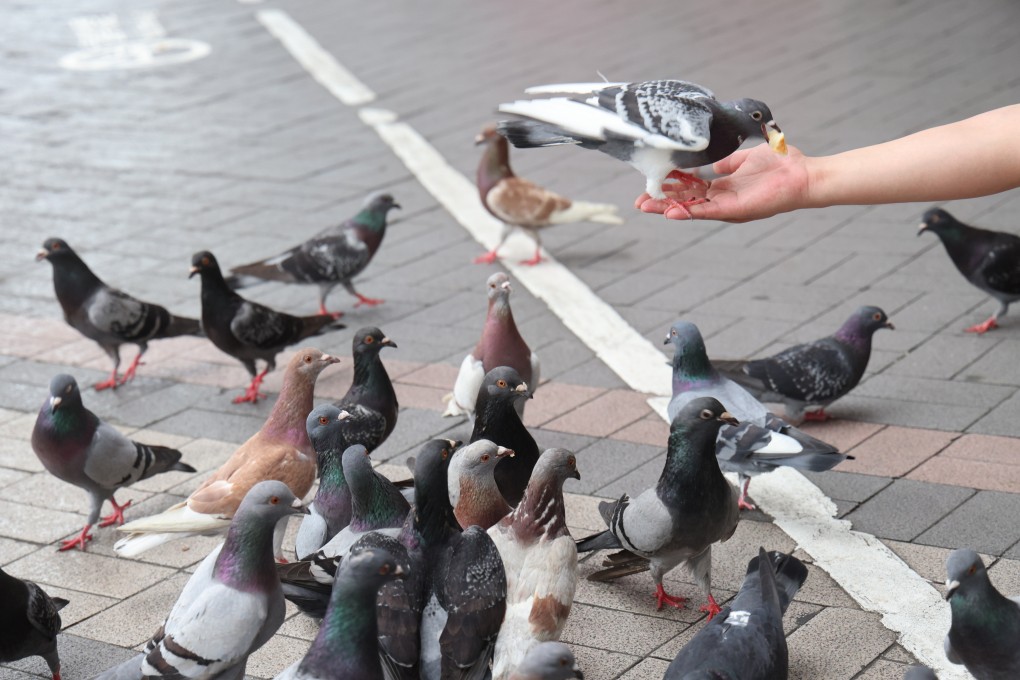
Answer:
117;501;231;535
114;531;198;557
524;82;628;95
549;201;624;226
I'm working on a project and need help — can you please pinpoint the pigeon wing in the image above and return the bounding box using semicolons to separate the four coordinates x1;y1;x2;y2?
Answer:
86;286;166;342
744;340;857;404
592;80;714;149
24;581;63;639
287;230;371;284
974;236;1020;295
229;301;301;350
83;422;159;489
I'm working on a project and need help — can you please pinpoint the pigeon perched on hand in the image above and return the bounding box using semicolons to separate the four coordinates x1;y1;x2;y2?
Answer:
190;250;344;404
666;320;848;510
577;397;739;616
509;642;583;680
943;548;1020;679
227;193;400;317
474;124;622;266
449;439;514;530
444;273;540;420
31;374;197;552
489;449;581;680
37;238;202;391
115;349;337;558
498;80;787;218
334;326;399;445
919;207;1020;334
0;567;69;680
664;548;808;680
714;306;894;422
95;481;306;680
470;366;539;506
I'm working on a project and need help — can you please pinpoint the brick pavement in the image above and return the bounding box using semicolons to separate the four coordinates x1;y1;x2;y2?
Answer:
3;0;1020;678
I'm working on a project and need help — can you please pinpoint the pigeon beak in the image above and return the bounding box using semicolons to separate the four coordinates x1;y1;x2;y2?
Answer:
392;202;402;210
885;321;895;330
495;446;515;459
393;564;406;576
188;266;199;278
917;222;929;236
321;353;341;365
764;121;787;155
514;382;533;399
663;335;671;345
50;395;62;411
447;439;462;450
291;498;309;514
945;579;960;600
571;468;581;481
474;132;487;145
380;337;397;348
718;411;740;426
36;249;49;262
501;281;512;293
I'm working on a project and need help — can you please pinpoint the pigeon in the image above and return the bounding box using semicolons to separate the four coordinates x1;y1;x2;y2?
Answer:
115;349;337;558
489;449;581;680
474;124;622;266
227;193;401;317
95;481;306;680
449;439;514;530
714;306;894;422
497;80;787;218
31;373;197;552
0;567;69;680
508;642;583;680
274;546;406;680
37;237;202;391
903;667;937;680
919;207;1020;334
663;548;808;680
470;366;539;506
334;326;399;445
189;250;344;404
943;548;1020;679
444;273;540;419
666;320;848;511
576;397;739;616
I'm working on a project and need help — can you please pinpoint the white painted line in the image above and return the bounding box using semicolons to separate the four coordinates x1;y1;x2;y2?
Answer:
62;12;209;71
256;10;375;106
262;12;964;676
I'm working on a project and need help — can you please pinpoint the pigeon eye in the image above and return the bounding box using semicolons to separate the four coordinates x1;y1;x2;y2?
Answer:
441;449;449;460
201;256;210;266
496;379;507;388
318;416;329;425
480;454;490;462
52;242;61;250
567;456;576;467
379;563;390;575
364;336;375;344
304;355;313;363
700;409;714;420
968;565;977;575
873;312;882;321
269;496;280;505
751;111;763;121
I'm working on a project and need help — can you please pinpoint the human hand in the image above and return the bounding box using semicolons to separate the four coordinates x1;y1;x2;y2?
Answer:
634;143;812;223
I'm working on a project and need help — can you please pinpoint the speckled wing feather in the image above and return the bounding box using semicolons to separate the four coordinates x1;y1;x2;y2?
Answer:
591;80;714;149
742;339;857;404
229;301;302;349
974;236;1020;295
84;422;187;490
24;581;64;640
282;230;372;285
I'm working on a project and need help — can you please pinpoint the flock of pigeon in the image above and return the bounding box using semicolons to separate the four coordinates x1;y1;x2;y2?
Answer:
3;79;1020;680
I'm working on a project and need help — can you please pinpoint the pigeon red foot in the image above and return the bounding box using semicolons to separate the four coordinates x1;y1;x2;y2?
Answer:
964;317;998;334
699;593;723;620
520;249;545;266
59;525;93;552
474;250;501;265
665;168;710;189
118;353;144;385
318;303;344;320
354;294;384;308
233;370;269;404
94;370;120;391
98;497;132;527
655;583;688;610
802;409;832;422
664;197;710;220
738;478;757;511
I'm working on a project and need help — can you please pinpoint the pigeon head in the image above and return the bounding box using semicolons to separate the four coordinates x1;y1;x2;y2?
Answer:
412;438;462;536
918;207;959;238
235;480;307;523
451;439;514;478
353;327;396;355
356;193;401;232
45;374;83;414
729;98;786;154
339;544;406;588
944;548;989;601
664;321;716;382
286;347;340;381
341;444;374;493
365;192;400;214
510;641;583;680
670;396;738;440
36;238;76;263
481;366;532;403
306;404;346;452
188;250;222;279
839;306;894;340
475;124;502;146
486;272;513;303
531;448;581;485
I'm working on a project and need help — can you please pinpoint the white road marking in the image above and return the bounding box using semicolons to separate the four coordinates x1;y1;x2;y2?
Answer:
262;11;966;677
62;12;209;71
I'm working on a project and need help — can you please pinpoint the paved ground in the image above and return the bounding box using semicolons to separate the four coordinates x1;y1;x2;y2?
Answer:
3;0;1020;678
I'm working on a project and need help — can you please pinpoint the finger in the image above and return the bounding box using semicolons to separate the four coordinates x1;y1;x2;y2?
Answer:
638;197;672;215
633;192;653;209
712;148;753;175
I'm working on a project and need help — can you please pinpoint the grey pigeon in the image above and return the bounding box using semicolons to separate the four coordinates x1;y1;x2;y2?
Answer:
95;480;306;680
666;321;848;511
576;397;739;616
508;642;583;680
714;306;894;422
274;546;406;680
37;238;202;391
31;374;196;552
334;326;399;445
943;548;1020;679
227;193;401;317
489;449;581;680
189;250;344;404
0;567;69;680
444;273;539;419
449;439;514;530
919;207;1020;334
470;366;539;506
903;667;937;680
664;548;808;680
498;80;786;217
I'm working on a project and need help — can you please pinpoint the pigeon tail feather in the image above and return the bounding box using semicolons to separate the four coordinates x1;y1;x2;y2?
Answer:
548;201;623;226
524;82;630;95
113;530;194;557
163;314;203;338
497;120;580;148
575;529;622;553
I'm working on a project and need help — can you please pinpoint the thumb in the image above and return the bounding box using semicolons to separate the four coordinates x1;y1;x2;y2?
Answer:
712;148;753;176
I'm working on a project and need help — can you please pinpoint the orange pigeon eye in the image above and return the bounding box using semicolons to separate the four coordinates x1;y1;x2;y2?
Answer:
568;456;576;467
201;256;210;266
364;336;375;344
441;449;449;460
269;496;280;505
873;312;882;321
318;416;329;425
379;564;390;575
496;379;507;388
480;454;490;462
304;355;313;363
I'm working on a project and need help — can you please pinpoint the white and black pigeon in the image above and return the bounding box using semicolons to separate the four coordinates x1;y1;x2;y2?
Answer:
0;567;69;680
508;642;583;680
227;193;401;318
497;80;787;217
489;449;581;680
449;439;515;530
666;321;849;511
474;124;622;266
943;548;1020;679
31;373;196;552
95;480;306;680
334;327;399;446
577;397;739;617
714;306;894;422
903;667;937;680
663;548;808;680
444;273;539;419
919;207;1020;334
37;238;202;391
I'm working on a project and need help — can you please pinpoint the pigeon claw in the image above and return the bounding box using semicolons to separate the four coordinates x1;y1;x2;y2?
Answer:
317;303;344;320
663;197;709;221
118;355;144;385
98;498;132;527
654;583;688;611
738;496;757;512
964;317;998;334
520;251;545;266
699;594;723;620
233;371;269;404
93;373;120;391
59;526;93;552
665;169;710;189
354;294;385;308
474;250;500;265
803;409;831;422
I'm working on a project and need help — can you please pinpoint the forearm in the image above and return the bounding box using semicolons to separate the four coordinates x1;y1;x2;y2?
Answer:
805;104;1020;208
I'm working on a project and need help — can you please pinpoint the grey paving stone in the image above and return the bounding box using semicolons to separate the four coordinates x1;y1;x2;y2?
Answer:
844;479;975;542
371;407;464;464
884;335;1002;380
570;438;663;495
916;490;1020;556
801;470;893;504
851;374;1015;409
149;408;268;444
827;395;987;432
967;391;1020;438
2;633;138;679
786;608;896;680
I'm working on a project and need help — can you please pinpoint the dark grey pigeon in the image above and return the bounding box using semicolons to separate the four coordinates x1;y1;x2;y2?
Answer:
95;481;307;680
943;548;1020;679
227;193;400;318
508;642;583;680
664;548;808;680
0;567;69;680
920;207;1020;334
903;667;937;680
576;397;739;617
334;326;399;445
715;306;894;422
666;320;849;511
498;80;786;217
31;374;196;552
189;250;344;404
37;238;202;391
275;546;406;680
470;366;539;506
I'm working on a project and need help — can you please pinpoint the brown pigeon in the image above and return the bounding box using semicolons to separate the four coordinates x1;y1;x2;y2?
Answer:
448;439;515;530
